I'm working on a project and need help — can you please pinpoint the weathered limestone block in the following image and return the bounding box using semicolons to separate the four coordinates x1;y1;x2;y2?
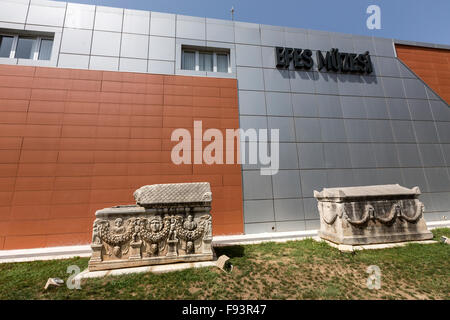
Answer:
314;184;433;245
88;183;213;271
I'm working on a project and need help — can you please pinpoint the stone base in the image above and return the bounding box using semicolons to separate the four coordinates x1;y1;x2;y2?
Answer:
314;236;437;252
319;229;434;246
77;260;218;281
88;252;214;271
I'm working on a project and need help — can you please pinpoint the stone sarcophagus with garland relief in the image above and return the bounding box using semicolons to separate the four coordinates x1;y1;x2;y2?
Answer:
89;183;213;271
314;184;433;245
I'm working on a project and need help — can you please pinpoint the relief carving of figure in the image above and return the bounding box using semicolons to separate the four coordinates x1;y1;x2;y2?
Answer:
186;241;194;254
113;218;125;234
168;217;178;240
148;218;163;256
183;215;197;231
150;218;162;233
176;214;206;255
140;216;171;251
183;215;198;254
132;218;145;242
203;216;212;238
92;220;102;245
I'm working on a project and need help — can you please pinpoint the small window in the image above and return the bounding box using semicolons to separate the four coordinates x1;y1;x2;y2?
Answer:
182;50;195;70
182;48;230;73
15;37;36;59
0;31;54;60
199;52;213;72
217;54;229;73
38;39;53;60
0;35;14;58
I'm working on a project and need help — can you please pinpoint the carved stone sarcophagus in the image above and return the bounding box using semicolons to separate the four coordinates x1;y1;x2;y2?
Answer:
314;184;433;245
89;182;213;271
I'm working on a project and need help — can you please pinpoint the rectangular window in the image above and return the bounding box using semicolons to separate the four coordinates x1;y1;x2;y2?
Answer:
0;35;14;58
182;50;196;70
38;39;53;60
182;48;230;73
217;54;229;73
0;31;54;61
199;52;213;72
15;37;36;59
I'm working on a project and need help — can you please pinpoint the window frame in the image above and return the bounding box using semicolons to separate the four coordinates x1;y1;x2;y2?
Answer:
14;36;37;59
37;38;54;61
198;51;214;72
0;33;53;61
182;48;231;73
181;49;196;71
0;34;15;58
216;53;230;73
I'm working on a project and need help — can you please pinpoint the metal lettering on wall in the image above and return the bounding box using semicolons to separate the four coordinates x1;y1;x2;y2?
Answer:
275;47;373;74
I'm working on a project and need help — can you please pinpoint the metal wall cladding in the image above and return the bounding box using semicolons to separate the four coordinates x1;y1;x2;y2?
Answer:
235;25;450;234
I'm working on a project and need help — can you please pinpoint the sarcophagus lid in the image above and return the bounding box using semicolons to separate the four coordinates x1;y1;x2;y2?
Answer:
314;184;421;202
133;182;212;207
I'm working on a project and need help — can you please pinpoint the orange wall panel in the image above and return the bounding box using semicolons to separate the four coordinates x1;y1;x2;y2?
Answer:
396;44;450;104
0;65;244;250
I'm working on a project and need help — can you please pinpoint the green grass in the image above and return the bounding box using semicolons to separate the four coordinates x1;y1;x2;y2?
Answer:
0;228;449;300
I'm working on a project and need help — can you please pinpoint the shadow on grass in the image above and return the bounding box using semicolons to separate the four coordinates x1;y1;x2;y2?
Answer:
214;245;245;259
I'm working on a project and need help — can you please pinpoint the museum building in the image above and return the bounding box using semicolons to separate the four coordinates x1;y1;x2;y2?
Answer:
0;0;449;250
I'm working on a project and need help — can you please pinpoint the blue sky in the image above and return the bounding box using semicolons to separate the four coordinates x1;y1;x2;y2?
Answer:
55;0;450;45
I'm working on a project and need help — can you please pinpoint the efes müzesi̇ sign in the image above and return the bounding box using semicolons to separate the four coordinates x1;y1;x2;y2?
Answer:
275;47;373;74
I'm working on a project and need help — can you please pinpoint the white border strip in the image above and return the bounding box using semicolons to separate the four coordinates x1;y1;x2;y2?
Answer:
1;221;449;263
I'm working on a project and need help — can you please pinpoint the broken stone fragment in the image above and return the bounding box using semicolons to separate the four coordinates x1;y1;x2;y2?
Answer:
215;255;233;273
440;236;450;244
44;278;64;290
